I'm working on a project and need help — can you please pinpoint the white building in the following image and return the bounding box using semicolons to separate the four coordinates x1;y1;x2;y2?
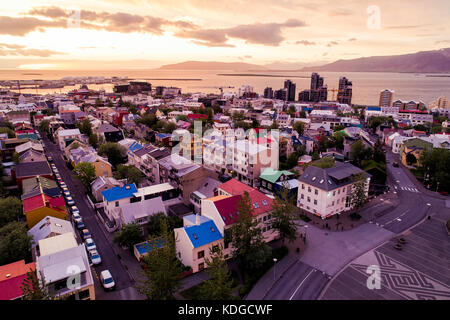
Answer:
57;128;82;150
297;162;370;219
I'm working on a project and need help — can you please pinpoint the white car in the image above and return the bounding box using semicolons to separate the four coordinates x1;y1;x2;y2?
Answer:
71;206;80;214
100;270;115;291
85;238;96;251
65;196;75;206
89;250;102;265
64;191;71;197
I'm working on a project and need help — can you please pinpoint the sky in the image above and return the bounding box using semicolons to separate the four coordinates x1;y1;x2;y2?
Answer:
0;0;449;69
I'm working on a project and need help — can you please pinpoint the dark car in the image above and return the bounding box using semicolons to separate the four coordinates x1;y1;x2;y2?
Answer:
392;162;399;167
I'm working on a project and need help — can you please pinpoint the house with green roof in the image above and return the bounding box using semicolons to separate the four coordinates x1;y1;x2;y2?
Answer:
259;168;298;202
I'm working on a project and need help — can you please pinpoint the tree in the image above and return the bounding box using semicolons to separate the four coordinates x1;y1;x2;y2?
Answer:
420;148;450;193
331;131;346;150
38;120;50;135
271;188;299;243
372;139;386;163
413;124;427;132
312;157;335;169
293;121;306;136
88;133;99;149
0;197;23;228
114;223;144;251
146;212;182;236
0;127;15;138
231;191;272;272
299;110;306;118
0;222;32;265
73;162;96;191
406;153;417;166
349;173;367;214
136;219;183;300
431;125;442;134
350;140;371;167
12;151;20;164
114;165;144;185
77;118;92;136
21;270;54;300
200;245;234;300
138;114;157;128
98;142;127;167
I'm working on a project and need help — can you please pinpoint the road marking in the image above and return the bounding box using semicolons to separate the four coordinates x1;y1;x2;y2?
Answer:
289;269;316;300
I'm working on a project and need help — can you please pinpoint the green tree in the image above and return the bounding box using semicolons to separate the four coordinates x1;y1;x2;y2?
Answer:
231;191;271;272
12;151;20;164
349;172;367;214
138;114;157;128
136;219;183;300
271;188;299;243
73;162;96;191
312;157;335;169
162;122;177;133
114;165;144;186
299;110;306;118
406;153;417;166
0;197;23;228
0;222;32;265
0;127;15;138
114;223;144;251
331;131;346;150
21;270;54;300
77;118;92;136
420;148;450;193
372;139;386;163
38;119;50;135
88;133;99;149
431;125;442;134
350;140;371;167
146;212;182;236
200;245;234;300
293;121;306;136
98;142;127;167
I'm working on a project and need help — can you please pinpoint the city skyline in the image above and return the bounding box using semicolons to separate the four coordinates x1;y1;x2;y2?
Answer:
0;0;450;69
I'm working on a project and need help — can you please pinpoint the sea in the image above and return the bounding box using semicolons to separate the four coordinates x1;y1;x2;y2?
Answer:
1;69;449;106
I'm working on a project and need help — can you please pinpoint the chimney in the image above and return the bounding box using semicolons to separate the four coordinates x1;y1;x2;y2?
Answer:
196;213;201;226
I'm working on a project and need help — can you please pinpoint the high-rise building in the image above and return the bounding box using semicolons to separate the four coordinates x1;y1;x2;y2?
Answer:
299;73;328;102
298;90;310;102
310;72;324;90
274;88;287;101
379;89;394;107
428;96;449;109
284;80;296;102
337;77;352;105
264;87;274;99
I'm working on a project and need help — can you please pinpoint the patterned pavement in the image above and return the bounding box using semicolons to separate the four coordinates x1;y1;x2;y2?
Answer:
320;216;450;300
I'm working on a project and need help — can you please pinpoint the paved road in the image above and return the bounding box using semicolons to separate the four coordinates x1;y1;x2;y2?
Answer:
264;261;329;300
42;134;140;300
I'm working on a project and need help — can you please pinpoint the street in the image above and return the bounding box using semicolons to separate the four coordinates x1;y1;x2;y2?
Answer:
41;134;143;300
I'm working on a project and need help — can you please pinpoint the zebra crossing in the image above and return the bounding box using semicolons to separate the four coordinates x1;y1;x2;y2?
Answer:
397;186;420;193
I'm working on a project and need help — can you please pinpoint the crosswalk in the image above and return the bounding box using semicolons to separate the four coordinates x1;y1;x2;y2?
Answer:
398;186;420;193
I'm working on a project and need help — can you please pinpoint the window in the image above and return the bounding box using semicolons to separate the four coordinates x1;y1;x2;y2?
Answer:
333;191;336;196
198;263;205;271
314;200;317;205
198;251;204;259
315;189;318;195
307;196;311;202
308;187;311;193
301;194;304;199
115;201;119;207
302;184;305;190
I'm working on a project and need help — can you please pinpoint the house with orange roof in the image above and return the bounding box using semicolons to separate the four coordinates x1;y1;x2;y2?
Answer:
23;193;68;229
0;260;36;300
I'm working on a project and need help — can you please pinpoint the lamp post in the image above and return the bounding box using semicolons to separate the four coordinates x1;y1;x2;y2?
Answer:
273;258;278;283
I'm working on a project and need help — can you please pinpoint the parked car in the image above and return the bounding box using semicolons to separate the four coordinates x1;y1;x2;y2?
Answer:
81;229;91;240
60;182;67;188
47;156;53;162
65;196;75;206
85;238;96;251
393;162;399;167
64;191;71;197
100;270;115;291
72;213;82;222
71;206;80;214
89;250;102;265
76;219;85;230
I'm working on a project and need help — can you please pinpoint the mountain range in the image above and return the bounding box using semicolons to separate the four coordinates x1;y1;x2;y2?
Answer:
159;48;450;73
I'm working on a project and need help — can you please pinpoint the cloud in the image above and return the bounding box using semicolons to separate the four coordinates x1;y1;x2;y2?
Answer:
295;40;316;46
348;38;357;42
385;24;429;30
322;52;328;56
328;8;353;17
0;6;198;36
0;43;65;57
175;19;307;47
326;41;339;47
435;40;450;44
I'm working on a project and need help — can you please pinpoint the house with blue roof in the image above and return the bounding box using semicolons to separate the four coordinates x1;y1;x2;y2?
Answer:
174;214;223;273
101;183;138;221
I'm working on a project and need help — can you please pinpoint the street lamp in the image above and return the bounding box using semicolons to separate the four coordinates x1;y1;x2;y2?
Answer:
273;258;278;283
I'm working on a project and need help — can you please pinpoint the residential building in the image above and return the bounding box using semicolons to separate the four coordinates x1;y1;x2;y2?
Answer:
379;89;394;107
57;129;83;151
14;161;52;187
23;192;68;229
337;77;352;105
0;260;36;300
174;214;223;273
297;161;370;219
91;176;122;202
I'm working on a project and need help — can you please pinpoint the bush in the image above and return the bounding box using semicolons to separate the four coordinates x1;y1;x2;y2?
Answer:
272;246;289;261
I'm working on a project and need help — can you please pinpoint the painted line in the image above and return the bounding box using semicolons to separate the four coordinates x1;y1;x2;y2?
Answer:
289;269;316;300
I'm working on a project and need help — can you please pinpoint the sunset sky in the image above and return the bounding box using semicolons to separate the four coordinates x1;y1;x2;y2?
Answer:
0;0;449;69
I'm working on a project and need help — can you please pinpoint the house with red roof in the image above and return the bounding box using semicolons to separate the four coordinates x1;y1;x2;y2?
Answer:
23;193;68;229
201;179;278;258
0;260;35;300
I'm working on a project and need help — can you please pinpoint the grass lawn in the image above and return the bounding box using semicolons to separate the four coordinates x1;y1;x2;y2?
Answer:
180;270;240;300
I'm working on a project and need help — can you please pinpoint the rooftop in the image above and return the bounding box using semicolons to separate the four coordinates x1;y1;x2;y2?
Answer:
182;216;223;248
101;183;138;202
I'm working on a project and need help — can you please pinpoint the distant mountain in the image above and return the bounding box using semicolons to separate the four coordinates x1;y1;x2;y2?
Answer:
302;48;450;73
159;60;267;71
